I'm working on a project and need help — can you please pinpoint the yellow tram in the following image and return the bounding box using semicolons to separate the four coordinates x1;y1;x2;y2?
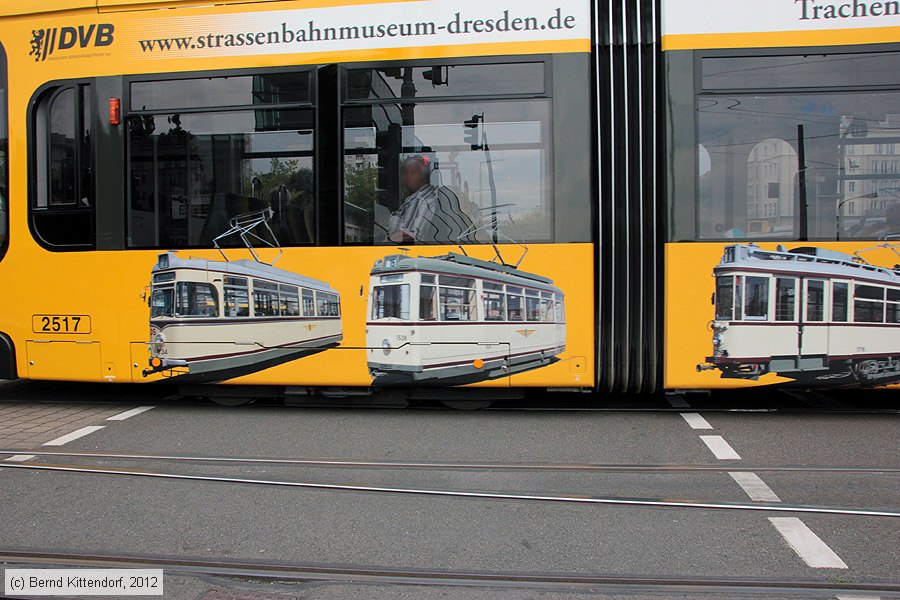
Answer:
0;0;898;400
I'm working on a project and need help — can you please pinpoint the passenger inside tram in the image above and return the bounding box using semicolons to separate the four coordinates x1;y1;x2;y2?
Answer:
384;155;477;244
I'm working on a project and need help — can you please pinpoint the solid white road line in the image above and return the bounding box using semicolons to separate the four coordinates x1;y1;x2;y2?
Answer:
42;426;105;447
768;517;848;569
836;596;881;600
700;435;741;460
4;455;35;462
666;395;691;408
679;412;713;430
729;471;781;502
106;406;155;421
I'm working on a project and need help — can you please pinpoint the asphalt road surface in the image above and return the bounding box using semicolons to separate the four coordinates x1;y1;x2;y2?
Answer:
0;380;897;599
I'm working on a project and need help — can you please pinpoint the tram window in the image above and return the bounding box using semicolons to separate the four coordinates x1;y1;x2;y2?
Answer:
224;277;250;318
280;285;300;317
253;280;280;317
317;292;340;317
734;276;744;320
887;301;900;324
439;287;476;321
127;105;315;248
889;288;900;302
0;43;7;258
131;72;311;112
506;293;524;321
372;285;409;319
775;278;796;321
419;285;437;321
150;285;175;318
685;50;900;240
525;296;542;321
483;291;505;321
439;275;474;288
32;83;94;248
806;280;825;322
301;289;315;316
421;274;436;284
343;94;552;245
541;298;555;322
744;277;769;320
832;282;849;322
346;63;544;100
854;284;885;322
715;276;734;320
176;282;219;317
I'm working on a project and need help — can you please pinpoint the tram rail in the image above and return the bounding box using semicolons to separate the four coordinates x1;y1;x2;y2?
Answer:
1;449;898;474
0;460;897;519
0;549;899;596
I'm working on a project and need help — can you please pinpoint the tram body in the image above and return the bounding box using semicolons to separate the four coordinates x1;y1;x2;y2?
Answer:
145;252;342;383
699;244;900;385
0;0;898;397
366;253;566;384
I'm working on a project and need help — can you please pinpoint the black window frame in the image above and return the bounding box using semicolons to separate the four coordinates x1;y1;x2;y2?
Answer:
668;42;900;243
339;55;558;246
123;65;319;250
28;78;96;251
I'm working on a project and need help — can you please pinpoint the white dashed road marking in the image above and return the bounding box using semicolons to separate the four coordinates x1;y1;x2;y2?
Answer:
43;426;105;447
679;412;713;430
836;596;881;600
4;455;35;462
699;435;742;460
768;517;848;569
106;406;155;421
729;471;781;502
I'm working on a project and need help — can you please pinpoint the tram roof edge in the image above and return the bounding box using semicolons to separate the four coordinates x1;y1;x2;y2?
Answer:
373;251;560;290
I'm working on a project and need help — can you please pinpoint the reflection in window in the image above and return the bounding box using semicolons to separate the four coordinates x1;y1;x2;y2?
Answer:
343;64;551;245
696;51;900;240
128;110;314;248
32;83;94;247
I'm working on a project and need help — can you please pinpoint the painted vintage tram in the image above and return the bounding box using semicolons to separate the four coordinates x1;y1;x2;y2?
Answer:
698;244;900;385
145;251;342;382
366;252;566;385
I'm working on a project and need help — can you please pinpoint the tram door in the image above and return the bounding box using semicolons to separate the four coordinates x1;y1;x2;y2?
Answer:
799;278;828;358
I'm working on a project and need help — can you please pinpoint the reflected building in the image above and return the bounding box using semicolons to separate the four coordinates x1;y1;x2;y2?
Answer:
839;114;900;229
745;138;797;236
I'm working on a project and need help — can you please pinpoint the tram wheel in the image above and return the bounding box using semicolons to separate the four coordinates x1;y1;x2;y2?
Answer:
441;400;494;410
203;395;257;407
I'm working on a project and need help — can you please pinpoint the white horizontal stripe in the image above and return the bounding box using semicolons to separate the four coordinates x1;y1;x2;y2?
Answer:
680;412;713;430
836;596;881;600
700;435;741;460
106;406;155;421
769;517;848;569
729;471;781;502
43;426;105;447
4;455;35;462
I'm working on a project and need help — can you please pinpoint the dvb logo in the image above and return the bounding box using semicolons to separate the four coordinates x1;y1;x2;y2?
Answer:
30;24;114;62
